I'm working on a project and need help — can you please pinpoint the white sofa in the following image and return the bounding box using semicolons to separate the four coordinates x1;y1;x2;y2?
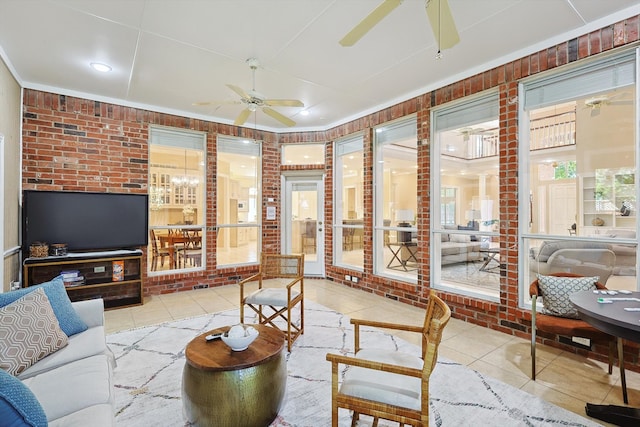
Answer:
16;298;115;426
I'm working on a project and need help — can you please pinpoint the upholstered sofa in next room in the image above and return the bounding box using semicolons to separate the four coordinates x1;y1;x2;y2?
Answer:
530;229;638;284
441;232;483;265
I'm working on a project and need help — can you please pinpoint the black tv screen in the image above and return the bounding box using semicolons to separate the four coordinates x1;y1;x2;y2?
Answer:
22;190;148;255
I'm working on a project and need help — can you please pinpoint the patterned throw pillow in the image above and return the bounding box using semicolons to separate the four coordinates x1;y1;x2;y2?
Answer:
0;276;88;336
538;275;599;319
0;368;48;427
0;288;69;376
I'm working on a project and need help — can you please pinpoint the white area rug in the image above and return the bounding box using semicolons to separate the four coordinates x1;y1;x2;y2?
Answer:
107;301;602;426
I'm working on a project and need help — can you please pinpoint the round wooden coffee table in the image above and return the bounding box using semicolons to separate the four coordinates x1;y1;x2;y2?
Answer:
182;324;286;427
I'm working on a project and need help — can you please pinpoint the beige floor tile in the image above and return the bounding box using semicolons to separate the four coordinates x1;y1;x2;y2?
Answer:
480;340;532;378
103;279;640;421
468;359;530;389
438;344;479;366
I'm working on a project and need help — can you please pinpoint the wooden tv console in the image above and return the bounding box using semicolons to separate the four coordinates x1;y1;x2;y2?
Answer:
23;249;143;310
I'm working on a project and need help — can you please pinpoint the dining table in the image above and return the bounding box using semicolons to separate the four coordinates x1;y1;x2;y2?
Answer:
156;229;201;269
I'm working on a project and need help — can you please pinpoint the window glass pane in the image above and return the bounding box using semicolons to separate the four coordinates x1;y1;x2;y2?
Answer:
282;143;325;165
433;93;500;299
148;127;206;274
374;118;417;280
523;52;637;300
216;136;261;266
334;135;364;269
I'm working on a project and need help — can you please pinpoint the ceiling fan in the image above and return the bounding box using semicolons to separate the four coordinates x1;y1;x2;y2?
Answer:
195;58;304;127
339;0;459;51
583;92;633;116
458;126;495;142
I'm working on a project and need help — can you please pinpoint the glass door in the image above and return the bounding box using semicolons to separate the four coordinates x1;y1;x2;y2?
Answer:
283;175;325;276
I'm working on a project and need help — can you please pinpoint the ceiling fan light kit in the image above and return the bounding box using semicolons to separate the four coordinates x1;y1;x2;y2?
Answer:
196;57;304;127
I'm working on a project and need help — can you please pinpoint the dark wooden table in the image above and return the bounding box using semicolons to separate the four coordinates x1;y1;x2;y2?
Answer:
570;290;640;404
182;324;286;426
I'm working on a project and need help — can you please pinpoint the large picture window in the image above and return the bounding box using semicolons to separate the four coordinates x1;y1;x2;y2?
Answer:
374;117;417;281
216;136;261;266
521;50;638;304
148;126;206;274
334;134;364;269
432;92;500;300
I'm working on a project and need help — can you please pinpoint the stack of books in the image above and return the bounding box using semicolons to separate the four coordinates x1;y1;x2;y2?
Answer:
61;270;85;287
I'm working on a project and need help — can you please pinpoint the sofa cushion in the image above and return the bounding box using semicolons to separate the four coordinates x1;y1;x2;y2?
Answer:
49;404;115;427
0;288;68;376
18;325;110;380
22;354;114;423
450;234;471;243
0;276;88;336
538;275;599;319
0;368;48;427
534;241;608;262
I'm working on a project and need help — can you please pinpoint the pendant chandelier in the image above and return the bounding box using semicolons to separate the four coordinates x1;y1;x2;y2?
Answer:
172;150;199;188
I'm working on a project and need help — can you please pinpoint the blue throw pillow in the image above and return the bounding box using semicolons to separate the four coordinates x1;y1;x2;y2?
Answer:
0;276;88;336
0;369;48;427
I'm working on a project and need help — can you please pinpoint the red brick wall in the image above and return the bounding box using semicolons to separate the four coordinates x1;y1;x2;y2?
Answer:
21;15;640;367
22;93;280;295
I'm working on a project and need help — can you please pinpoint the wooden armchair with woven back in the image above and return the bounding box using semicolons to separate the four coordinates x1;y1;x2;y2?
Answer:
240;253;304;352
326;290;451;427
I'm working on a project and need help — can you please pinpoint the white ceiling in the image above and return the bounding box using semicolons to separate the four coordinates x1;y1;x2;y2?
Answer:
0;0;638;132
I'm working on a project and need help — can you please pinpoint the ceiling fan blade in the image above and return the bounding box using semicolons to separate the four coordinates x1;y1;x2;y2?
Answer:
226;84;249;100
264;99;304;107
339;0;402;47
426;0;460;50
192;100;241;106
262;107;296;127
234;108;252;126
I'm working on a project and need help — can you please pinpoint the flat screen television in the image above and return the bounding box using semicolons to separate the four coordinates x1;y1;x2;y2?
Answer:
22;190;149;256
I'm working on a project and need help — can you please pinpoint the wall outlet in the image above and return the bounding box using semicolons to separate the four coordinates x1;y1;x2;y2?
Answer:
345;275;351;281
572;337;591;347
351;276;359;283
10;281;20;291
94;266;106;273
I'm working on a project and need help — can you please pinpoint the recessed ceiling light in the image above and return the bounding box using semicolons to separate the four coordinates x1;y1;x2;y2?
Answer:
300;110;310;116
90;62;112;73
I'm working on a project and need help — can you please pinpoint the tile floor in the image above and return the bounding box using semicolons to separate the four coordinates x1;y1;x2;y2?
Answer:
105;279;640;425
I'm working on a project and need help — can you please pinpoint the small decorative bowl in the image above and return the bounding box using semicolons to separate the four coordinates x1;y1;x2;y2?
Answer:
221;324;259;351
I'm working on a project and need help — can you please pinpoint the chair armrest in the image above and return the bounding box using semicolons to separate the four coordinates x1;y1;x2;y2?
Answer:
239;272;262;287
71;298;105;328
351;318;422;333
325;353;422;378
351;318;422;352
285;276;303;290
239;273;263;303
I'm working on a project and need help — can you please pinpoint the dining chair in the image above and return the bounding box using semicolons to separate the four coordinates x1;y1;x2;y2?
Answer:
149;229;170;271
530;272;616;381
240;253;304;352
179;229;202;268
301;220;317;254
343;227;355;251
325;290;451;427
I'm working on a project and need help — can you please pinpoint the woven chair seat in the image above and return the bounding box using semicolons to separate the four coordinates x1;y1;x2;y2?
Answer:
245;288;300;307
341;348;423;411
